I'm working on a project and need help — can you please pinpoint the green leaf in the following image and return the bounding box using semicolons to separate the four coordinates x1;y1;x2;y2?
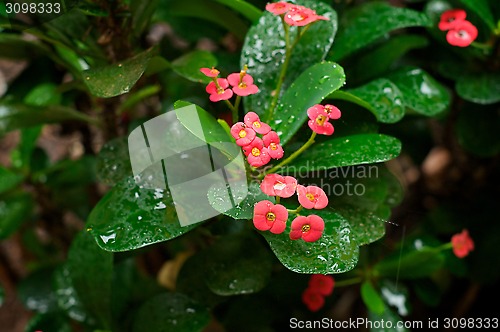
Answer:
361;281;385;315
456;73;500;105
348;35;429;84
24;313;72;332
336;206;387;246
211;0;262;22
374;247;445;279
379;279;411;316
0;192;33;239
18;267;58;314
0;102;97;135
330;79;405;123
24;83;62;107
208;182;273;220
273;61;346;145
86;175;196;251
96;137;132;186
0;34;49;59
83;49;154;98
0;167;23;194
10;127;42;170
67;231;113;328
456;105;500;157
241;0;338;119
456;0;495;29
368;305;410;332
329;2;432;61
260;209;359;274
132;293;210;332
387;67;450;117
171;51;218;84
203;234;272;295
131;0;160;36
282;134;401;172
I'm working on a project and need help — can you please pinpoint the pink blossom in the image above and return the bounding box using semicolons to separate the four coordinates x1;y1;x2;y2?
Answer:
260;174;297;198
297;185;328;209
302;287;325;312
263;131;284;159
324;104;341;119
200;67;220;78
308;275;335;296
289;215;325;242
451;229;474;258
230;122;256;146
446;20;478;47
307;105;334;135
243;138;271;167
265;2;293;15
438;9;466;31
227;72;259;96
206;78;233;102
253;200;288;234
244;112;271;135
284;6;328;27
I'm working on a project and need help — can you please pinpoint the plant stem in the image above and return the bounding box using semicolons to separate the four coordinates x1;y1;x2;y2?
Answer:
261;132;317;177
335;277;363;287
234;95;242;121
287;205;303;215
225;100;238;123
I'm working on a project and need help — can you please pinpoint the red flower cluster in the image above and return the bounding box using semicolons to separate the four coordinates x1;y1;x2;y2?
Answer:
438;9;478;47
451;229;474;258
307;104;341;135
302;274;335;311
201;66;259;102
254;174;328;242
231;112;284;167
266;2;329;27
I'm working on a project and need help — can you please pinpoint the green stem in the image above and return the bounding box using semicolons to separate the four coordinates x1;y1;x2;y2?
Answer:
287;205;303;215
261;132;317;177
436;242;453;251
335;277;363;287
234;95;242;121
276;196;281;204
471;41;492;50
225;100;238;123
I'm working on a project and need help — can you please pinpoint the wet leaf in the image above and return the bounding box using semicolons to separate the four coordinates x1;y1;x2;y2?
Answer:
361;281;385;315
171;50;218;84
387;67;450;117
96;137;132;186
132;293;210;332
330;79;405;123
272;61;346;145
329;2;431;61
282;134;401;172
241;0;337;119
0;192;33;239
456;73;500;105
336;205;387;246
260;209;359;274
83;49;153;98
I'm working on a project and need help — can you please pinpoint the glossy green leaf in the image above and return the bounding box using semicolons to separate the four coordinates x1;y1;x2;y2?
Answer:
456;105;500;157
0;102;97;135
18;267;59;314
374;247;445;279
0;167;23;194
336;206;387;246
132;293;210;332
0;192;33;239
86;175;196;252
361;281;385;315
203;234;272;295
171;51;218;83
387;67;450;117
241;0;337;119
329;3;432;61
282;134;401;172
457;0;495;29
273;62;346;145
260;209;359;274
330;79;405;123
349;35;429;83
67;231;113;328
208;182;273;220
456;73;500;105
83;49;153;98
24;313;72;332
212;0;262;22
96;137;132;186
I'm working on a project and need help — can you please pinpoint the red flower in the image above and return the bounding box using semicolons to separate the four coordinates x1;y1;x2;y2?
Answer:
265;2;293;15
263;131;284;159
307;105;334;135
297;185;328;209
260;174;297;198
206;78;233;102
253;200;288;234
227;72;259;96
230;122;256;146
244;112;271;135
242;138;271;167
308;274;335;296
200;67;220;78
323;104;341;120
302;287;325;312
289;215;325;242
446;21;478;47
438;9;466;31
284;6;328;27
451;229;474;258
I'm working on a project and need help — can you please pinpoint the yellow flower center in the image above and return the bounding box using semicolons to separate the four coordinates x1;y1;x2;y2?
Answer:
251;147;261;156
239;82;248;89
306;193;315;202
302;224;311;232
266;212;276;221
324;106;332;114
238;130;247;138
253;121;261;128
269;143;277;150
316;114;327;126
